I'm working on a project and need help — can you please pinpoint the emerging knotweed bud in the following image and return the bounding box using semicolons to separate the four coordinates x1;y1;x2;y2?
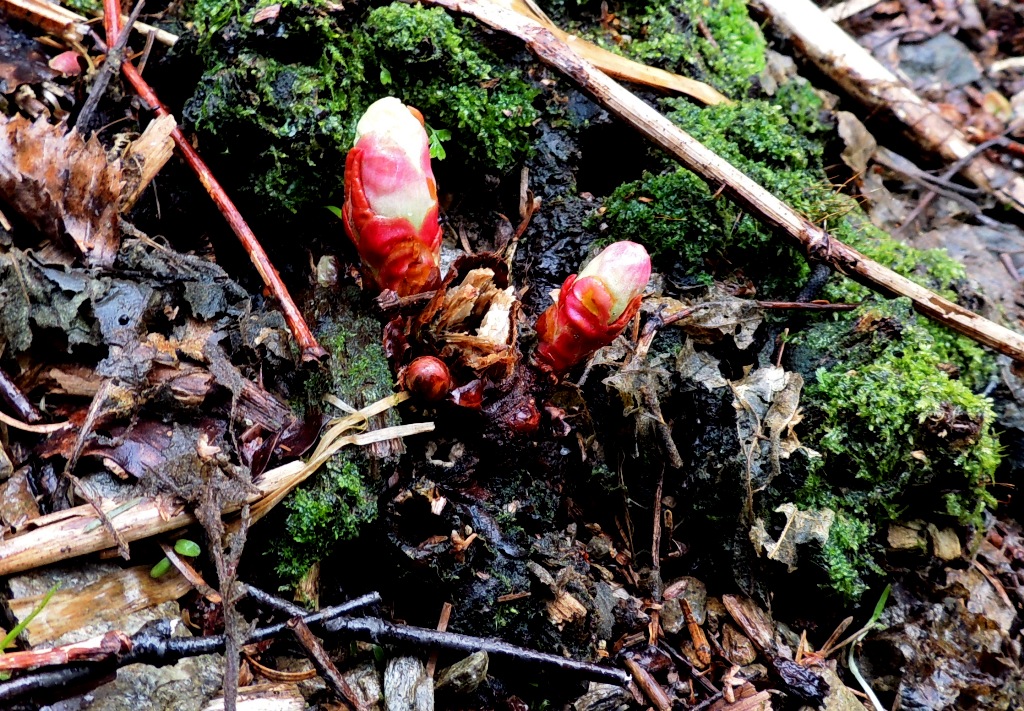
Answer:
343;97;443;296
533;241;651;375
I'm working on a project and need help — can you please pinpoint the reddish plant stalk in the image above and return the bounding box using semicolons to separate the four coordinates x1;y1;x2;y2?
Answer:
102;0;327;362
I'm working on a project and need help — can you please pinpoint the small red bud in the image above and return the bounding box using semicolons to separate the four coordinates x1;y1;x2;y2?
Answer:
533;241;651;375
404;356;451;402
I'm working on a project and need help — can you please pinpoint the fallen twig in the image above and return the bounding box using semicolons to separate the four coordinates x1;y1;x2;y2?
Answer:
623;657;672;711
287;617;366;710
76;0;147;133
757;0;1024;215
0;592;382;703
418;0;1024;362
158;542;222;604
0;367;40;423
0;632;131;672
321;616;631;686
0;412;68;434
100;0;326;362
0;594;628;703
424;601;453;678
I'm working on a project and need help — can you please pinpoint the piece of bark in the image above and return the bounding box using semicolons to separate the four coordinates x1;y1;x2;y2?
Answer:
757;0;1024;215
118;114;176;213
418;0;1024;363
384;657;434;711
201;684;305;711
0;0;89;42
0;630;132;671
0;0;177;46
0;395;430;576
8;565;191;646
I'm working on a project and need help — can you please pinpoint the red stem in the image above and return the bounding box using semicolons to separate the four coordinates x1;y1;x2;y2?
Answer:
102;2;327;362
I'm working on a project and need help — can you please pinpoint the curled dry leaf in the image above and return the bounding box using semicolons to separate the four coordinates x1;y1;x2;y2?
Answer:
0;114;121;266
750;503;835;572
645;291;763;350
410;254;521;382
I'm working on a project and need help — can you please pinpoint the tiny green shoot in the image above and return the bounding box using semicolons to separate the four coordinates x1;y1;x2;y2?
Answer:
150;558;172;578
0;583;60;680
426;125;451;161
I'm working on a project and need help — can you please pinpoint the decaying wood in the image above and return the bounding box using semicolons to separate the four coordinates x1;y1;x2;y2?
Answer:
0;393;432;576
0;630;132;672
287;617;367;711
8;565;192;646
419;0;1024;362
118;114;176;212
0;0;89;42
493;0;729;105
624;657;672;711
757;0;1024;215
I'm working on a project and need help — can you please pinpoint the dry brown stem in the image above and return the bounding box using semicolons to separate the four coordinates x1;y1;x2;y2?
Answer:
419;0;1024;362
757;0;1024;214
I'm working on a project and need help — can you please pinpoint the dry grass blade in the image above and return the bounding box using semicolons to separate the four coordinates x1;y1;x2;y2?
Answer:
492;0;730;104
0;115;121;266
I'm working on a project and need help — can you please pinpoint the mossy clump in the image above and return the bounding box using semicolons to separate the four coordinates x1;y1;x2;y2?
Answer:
184;0;538;214
274;298;399;583
275;456;377;582
596;98;829;291
790;298;1000;599
576;0;765;97
598;88;1000;598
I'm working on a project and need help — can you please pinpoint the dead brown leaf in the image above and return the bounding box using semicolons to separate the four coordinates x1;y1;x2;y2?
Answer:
0;114;121;265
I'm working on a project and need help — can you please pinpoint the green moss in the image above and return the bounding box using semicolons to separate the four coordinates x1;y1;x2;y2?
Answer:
577;0;765;97
274;297;399;584
791;298;999;599
594;89;1001;598
62;0;101;14
275;456;377;582
184;0;538;213
597;99;827;291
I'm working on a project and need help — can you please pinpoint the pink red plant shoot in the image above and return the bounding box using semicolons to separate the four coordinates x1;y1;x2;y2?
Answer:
343;97;442;296
533;241;651;375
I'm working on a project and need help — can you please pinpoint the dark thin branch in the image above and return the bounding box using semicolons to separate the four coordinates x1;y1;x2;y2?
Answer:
0;367;40;423
243;584;310;618
75;0;147;134
0;592;382;703
322;616;631;686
